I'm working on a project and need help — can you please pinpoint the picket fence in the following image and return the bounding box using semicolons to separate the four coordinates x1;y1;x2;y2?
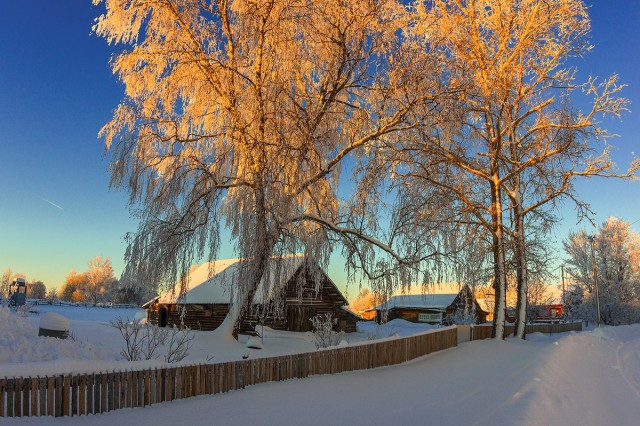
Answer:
0;327;458;418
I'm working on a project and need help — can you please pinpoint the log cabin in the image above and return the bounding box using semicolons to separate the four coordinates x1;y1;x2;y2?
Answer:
374;285;487;325
145;255;361;334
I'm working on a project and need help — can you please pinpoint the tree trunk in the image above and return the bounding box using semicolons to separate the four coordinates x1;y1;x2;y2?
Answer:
513;199;528;339
231;186;276;339
491;178;507;340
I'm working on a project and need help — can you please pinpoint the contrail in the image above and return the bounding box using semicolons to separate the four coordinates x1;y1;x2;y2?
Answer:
41;197;64;211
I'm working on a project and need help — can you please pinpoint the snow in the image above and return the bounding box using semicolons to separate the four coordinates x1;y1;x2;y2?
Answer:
0;305;414;378
4;305;640;425
39;312;70;331
374;293;458;310
157;254;305;305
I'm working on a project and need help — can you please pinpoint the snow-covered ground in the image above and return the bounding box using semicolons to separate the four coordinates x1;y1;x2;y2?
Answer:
0;305;438;378
4;306;640;425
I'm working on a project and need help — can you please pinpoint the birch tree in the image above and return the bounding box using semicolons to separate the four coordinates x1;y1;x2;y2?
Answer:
94;0;439;336
394;0;636;339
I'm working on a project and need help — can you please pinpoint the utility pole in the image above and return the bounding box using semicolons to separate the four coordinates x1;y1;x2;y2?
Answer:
588;236;601;327
561;264;566;305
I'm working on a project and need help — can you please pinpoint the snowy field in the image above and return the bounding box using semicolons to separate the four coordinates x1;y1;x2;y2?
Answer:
4;306;640;425
0;305;438;378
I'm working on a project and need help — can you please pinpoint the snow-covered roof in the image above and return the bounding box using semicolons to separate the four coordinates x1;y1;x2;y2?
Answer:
158;254;306;305
374;294;458;311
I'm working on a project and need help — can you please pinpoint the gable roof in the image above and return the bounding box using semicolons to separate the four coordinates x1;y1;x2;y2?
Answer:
158;254;338;305
374;293;458;311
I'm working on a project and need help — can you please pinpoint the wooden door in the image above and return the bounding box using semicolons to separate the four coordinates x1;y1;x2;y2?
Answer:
287;306;316;332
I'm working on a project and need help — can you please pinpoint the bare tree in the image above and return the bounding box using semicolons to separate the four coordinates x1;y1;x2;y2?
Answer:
94;0;440;336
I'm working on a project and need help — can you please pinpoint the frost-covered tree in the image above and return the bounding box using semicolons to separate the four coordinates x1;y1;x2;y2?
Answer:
374;0;636;339
83;256;116;305
1;268;12;297
59;270;87;302
28;280;47;300
94;0;440;336
564;218;640;325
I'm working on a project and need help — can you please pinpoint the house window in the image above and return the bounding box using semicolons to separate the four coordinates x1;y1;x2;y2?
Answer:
418;313;442;323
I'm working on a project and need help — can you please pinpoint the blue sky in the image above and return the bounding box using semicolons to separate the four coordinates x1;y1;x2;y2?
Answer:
1;1;639;295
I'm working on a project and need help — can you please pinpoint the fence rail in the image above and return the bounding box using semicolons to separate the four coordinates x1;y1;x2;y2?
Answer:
0;327;458;418
470;321;583;340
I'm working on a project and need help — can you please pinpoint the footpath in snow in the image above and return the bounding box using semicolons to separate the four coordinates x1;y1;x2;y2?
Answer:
9;324;640;426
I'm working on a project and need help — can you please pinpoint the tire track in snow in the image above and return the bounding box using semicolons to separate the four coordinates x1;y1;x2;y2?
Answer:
615;341;640;401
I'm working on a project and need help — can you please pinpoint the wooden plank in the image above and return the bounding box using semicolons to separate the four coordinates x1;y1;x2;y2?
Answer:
14;377;23;417
132;370;139;408
154;368;161;404
54;376;63;417
113;372;120;410
46;376;54;416
175;367;182;400
120;371;127;409
30;377;38;417
108;372;115;412
0;378;5;417
6;379;14;417
138;369;144;407
92;373;100;414
62;375;70;416
144;369;150;406
70;375;78;416
78;375;86;416
100;373;107;413
167;368;173;401
193;365;200;396
127;370;133;408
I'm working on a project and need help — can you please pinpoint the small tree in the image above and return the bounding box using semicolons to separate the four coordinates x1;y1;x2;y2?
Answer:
350;288;376;312
59;270;87;302
29;280;47;299
46;288;58;304
83;256;116;305
1;268;12;297
310;313;344;349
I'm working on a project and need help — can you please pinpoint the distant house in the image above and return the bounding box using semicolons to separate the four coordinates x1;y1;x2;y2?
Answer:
145;255;360;334
529;304;564;323
373;285;487;325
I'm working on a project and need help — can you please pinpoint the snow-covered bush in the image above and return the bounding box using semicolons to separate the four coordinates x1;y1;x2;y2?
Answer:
310;313;343;349
16;304;32;317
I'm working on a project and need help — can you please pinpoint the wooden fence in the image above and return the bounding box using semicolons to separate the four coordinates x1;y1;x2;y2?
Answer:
470;321;583;340
0;327;458;418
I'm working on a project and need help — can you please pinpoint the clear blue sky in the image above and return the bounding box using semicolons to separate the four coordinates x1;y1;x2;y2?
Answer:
1;1;639;295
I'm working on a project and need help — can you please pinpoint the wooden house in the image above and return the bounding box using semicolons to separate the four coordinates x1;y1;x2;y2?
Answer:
529;304;564;323
145;255;360;334
374;285;487;325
